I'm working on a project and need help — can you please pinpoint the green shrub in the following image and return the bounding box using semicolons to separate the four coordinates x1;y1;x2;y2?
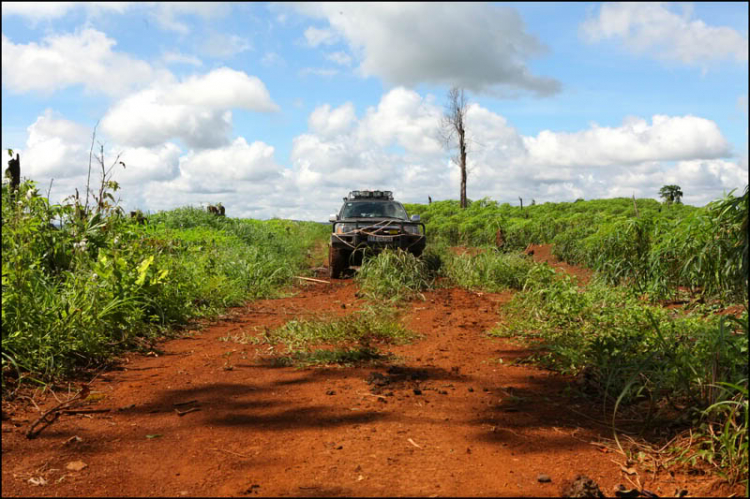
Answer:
356;248;435;303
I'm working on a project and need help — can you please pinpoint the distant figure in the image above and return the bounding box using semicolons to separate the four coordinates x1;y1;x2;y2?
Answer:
207;204;226;216
428;196;432;204
130;210;147;225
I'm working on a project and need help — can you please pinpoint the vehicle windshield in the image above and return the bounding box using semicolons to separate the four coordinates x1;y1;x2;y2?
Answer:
341;201;408;219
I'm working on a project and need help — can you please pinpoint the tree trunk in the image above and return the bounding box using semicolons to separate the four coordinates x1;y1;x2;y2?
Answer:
7;153;20;200
459;127;467;209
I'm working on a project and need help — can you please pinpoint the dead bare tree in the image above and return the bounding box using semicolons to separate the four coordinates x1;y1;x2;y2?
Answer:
440;86;469;209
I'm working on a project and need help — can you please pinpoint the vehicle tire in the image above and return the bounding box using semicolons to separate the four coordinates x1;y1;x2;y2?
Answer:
329;246;347;278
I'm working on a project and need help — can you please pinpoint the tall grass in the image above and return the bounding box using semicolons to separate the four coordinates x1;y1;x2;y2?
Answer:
494;263;748;489
355;248;436;303
443;250;536;292
1;181;328;385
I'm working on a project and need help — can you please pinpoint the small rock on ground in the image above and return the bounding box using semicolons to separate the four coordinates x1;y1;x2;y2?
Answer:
560;474;604;498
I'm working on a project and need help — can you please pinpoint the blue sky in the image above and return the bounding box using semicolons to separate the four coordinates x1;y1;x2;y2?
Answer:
2;2;747;220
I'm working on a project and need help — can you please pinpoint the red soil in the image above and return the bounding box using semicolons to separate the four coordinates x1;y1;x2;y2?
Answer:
1;250;741;497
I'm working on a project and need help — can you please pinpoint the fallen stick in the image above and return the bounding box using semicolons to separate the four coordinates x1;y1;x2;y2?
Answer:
175;407;201;416
407;438;422;449
294;276;330;284
173;400;199;407
357;391;387;400
212;447;252;458
26;388;87;439
61;409;111;415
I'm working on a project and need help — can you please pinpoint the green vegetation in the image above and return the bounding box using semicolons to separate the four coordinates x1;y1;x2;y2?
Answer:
443;250;535;292
659;184;684;205
2;180;328;386
406;188;748;303
259;306;416;367
493;265;748;489
355;248;437;302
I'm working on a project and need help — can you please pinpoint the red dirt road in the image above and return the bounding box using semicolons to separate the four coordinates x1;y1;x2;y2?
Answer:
1;260;737;497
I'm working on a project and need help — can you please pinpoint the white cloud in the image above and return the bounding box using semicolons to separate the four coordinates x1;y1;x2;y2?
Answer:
1;3;225;33
358;88;443;155
308;103;356;137
1;2;129;21
101;67;278;149
2;2;78;20
175;138;282;191
11;90;746;221
581;3;748;67
167;68;278;112
162;50;203;67
325;51;352;66
150;3;231;34
21;110;91;179
198;33;252;59
293;3;560;96
286;88;744;217
117;143;182;185
298;67;339;78
136;139;289;218
1;29;158;97
522;115;731;168
304;26;338;47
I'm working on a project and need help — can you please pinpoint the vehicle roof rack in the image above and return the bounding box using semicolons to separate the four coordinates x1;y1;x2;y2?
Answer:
347;190;393;201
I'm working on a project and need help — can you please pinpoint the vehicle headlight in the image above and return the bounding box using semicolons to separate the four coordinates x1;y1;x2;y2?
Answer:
403;224;421;234
335;223;358;234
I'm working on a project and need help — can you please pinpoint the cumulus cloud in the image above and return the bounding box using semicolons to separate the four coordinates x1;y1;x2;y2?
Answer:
21;110;92;179
308;103;356;137
286;87;744;217
138;139;289;218
10;90;746;220
101;67;278;149
293;3;560;96
178;138;282;189
116;143;182;185
2;29;158;97
522;115;731;168
1;2;129;21
581;3;748;67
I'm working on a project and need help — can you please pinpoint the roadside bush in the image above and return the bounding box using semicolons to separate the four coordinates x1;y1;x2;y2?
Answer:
1;182;329;385
444;250;536;292
356;248;435;303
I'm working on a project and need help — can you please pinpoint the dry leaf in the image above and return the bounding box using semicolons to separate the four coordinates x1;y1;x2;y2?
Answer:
620;465;637;476
66;461;88;471
28;477;48;486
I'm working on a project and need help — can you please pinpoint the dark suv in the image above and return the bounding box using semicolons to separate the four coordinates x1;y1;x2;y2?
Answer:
328;190;426;278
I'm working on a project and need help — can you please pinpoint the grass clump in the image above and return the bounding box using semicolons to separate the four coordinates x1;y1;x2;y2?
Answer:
444;249;536;292
356;248;435;303
262;306;416;366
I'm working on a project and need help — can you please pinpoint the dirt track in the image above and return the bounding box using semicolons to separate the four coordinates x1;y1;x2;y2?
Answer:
1;248;737;497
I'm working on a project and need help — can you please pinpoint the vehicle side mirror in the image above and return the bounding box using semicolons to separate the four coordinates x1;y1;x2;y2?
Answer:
329;213;339;223
410;214;420;222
